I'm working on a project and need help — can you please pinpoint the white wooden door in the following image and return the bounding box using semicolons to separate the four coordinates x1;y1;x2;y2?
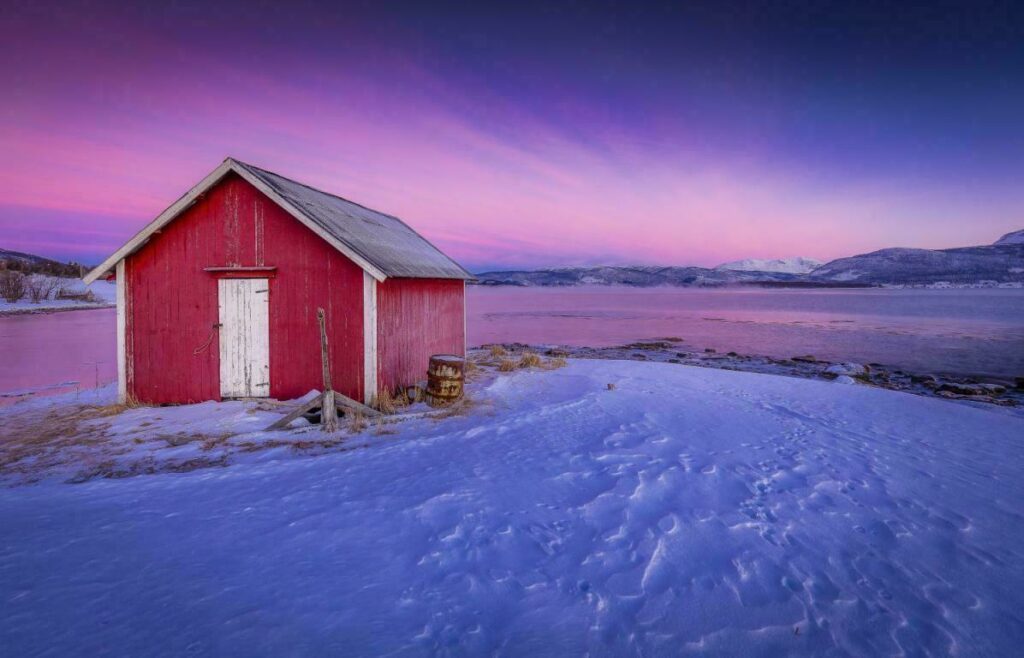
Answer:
218;278;270;398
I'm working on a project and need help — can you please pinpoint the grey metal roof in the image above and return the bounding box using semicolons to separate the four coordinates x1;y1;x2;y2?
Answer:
233;159;473;280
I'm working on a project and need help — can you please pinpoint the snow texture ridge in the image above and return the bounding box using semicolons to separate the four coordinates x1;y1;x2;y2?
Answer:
1;360;1022;655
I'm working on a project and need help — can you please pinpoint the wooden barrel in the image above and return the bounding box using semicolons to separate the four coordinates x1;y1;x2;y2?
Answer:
426;354;465;407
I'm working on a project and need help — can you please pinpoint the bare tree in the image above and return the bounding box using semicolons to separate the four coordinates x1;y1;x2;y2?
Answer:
26;276;60;303
0;271;27;303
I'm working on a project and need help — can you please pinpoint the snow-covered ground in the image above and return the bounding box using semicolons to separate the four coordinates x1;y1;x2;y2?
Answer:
1;360;1023;655
0;277;115;314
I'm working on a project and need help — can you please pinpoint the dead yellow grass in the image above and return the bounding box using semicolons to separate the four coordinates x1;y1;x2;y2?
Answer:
372;388;412;415
0;404;122;481
546;356;568;369
373;417;398;436
489;344;507;357
429;394;476;420
347;409;368;433
406;385;425;404
498;358;517;372
518;352;542;368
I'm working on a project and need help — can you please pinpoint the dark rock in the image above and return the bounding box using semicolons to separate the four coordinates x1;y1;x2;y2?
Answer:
792;355;818;363
625;341;674;350
938;382;1006;397
705;348;716;353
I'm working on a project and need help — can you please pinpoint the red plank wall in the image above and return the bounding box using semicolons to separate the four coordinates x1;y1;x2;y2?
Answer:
376;279;465;393
125;173;365;404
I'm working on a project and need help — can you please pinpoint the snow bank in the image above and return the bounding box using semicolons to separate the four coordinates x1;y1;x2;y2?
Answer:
1;360;1022;655
0;278;115;314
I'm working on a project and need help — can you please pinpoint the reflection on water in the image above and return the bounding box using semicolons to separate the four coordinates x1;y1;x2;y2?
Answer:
468;287;1024;377
1;308;116;404
2;288;1023;403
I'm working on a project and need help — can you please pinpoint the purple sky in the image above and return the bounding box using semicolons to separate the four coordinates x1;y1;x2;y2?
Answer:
1;1;1022;271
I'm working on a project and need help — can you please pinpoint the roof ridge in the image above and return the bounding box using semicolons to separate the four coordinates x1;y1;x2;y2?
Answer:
230;158;473;280
230;158;405;222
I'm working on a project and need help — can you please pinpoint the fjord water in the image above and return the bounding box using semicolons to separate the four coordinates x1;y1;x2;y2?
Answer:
2;288;1023;401
469;287;1024;378
0;309;116;402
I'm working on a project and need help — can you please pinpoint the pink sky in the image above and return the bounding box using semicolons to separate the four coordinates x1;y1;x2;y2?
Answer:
1;3;1021;271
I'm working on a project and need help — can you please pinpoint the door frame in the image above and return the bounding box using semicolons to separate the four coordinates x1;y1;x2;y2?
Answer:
217;277;271;399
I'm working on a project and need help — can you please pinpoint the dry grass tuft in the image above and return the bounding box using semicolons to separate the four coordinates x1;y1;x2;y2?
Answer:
607;382;616;391
373;417;398;436
372;388;411;415
405;386;425;404
347;409;368;433
546;356;568;369
489;344;507;357
373;390;397;415
498;358;517;372
429;394;476;420
518;352;542;368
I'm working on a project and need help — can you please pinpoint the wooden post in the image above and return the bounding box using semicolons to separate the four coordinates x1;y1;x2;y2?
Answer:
318;308;332;391
265;311;381;432
317;307;338;432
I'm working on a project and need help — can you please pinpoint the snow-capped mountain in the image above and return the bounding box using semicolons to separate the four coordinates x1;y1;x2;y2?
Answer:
473;265;804;287
995;229;1024;245
714;257;822;274
473;229;1024;287
810;236;1024;285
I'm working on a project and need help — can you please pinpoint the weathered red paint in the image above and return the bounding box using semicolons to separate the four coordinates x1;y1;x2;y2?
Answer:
377;278;465;393
122;172;465;405
125;173;364;404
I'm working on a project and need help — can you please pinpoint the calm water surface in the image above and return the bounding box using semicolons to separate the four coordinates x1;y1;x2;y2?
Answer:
2;288;1023;401
1;308;116;401
468;287;1024;377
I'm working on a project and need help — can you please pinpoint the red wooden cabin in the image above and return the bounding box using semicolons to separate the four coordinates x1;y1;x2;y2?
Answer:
84;158;472;405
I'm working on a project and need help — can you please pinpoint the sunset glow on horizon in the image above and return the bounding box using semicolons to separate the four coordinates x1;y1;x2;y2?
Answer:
2;1;1022;271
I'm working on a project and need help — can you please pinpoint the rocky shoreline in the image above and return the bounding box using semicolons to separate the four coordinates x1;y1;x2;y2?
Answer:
471;339;1024;410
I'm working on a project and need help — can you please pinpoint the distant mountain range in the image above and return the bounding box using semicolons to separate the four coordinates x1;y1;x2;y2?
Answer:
474;230;1024;287
995;229;1024;245
0;248;87;278
715;257;822;274
0;248;60;267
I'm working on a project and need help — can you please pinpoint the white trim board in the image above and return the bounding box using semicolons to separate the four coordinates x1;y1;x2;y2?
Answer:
116;259;127;404
83;158;387;285
363;271;379;404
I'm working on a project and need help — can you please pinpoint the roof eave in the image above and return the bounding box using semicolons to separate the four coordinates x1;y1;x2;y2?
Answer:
83;159;389;285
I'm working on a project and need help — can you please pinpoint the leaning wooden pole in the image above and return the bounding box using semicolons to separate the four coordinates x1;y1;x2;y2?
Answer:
317;308;339;432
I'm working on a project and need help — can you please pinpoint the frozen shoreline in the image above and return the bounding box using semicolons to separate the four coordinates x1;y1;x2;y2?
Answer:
0;279;116;315
474;341;1024;412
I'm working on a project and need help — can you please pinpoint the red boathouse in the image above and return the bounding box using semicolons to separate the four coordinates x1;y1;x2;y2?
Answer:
84;158;473;405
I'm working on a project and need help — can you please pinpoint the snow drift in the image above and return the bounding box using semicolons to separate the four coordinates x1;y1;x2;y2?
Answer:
1;360;1022;655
